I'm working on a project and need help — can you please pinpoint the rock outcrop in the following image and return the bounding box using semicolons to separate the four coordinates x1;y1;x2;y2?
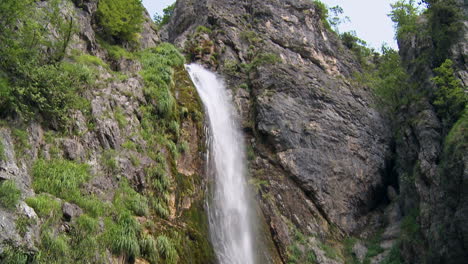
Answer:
165;0;394;262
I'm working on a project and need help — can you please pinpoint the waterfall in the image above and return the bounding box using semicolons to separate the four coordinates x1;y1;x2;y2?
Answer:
186;64;256;264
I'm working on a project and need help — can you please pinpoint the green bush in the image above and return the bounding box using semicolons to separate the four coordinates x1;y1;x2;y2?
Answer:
424;0;463;66
368;46;411;115
96;0;145;42
313;0;331;30
389;0;422;40
0;62;94;126
0;180;21;209
431;59;466;128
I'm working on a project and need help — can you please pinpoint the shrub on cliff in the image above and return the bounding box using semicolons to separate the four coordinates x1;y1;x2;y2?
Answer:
431;59;466;128
96;0;145;43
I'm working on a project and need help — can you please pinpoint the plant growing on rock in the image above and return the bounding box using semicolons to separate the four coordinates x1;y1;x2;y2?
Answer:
431;59;466;129
96;0;145;43
0;180;21;210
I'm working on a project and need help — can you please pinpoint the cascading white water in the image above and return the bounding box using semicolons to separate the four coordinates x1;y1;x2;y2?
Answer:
186;63;255;264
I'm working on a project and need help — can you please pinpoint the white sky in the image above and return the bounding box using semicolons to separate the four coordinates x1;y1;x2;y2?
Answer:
142;0;398;50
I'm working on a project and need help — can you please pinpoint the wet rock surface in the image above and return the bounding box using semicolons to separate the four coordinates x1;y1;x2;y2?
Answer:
166;0;392;263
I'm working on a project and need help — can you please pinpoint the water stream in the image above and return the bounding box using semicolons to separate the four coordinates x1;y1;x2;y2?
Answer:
186;64;256;264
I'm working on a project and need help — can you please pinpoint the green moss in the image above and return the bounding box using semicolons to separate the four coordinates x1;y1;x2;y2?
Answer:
122;140;137;151
286;227;319;264
16;215;35;237
0;180;21;209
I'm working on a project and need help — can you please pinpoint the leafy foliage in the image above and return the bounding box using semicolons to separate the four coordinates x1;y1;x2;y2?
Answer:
359;46;412;116
96;0;145;43
431;59;466;127
340;31;375;66
389;0;423;40
424;0;463;65
0;0;92;128
0;180;21;209
154;3;176;27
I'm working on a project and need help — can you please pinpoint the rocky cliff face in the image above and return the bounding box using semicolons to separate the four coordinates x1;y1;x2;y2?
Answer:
395;2;468;262
165;0;398;263
1;0;465;263
0;1;214;263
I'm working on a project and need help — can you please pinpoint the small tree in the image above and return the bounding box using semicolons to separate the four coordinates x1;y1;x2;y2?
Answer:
154;3;175;27
431;59;466;128
96;0;145;43
389;0;423;40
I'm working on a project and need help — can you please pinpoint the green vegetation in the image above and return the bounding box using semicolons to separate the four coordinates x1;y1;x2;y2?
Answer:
381;244;403;264
431;59;466;128
0;0;94;128
357;46;411;116
102;149;119;174
32;159;91;202
105;212;141;259
26;194;61;219
286;228;318;264
113;179;149;217
0;180;21;209
313;0;331;30
0;244;30;264
400;209;422;244
340;31;375;66
16;215;35;237
96;0;145;43
114;107;128;129
343;237;360;264
389;0;423;40
0;138;5;161
390;0;463;67
423;0;463;66
154;3;176;27
156;235;179;264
